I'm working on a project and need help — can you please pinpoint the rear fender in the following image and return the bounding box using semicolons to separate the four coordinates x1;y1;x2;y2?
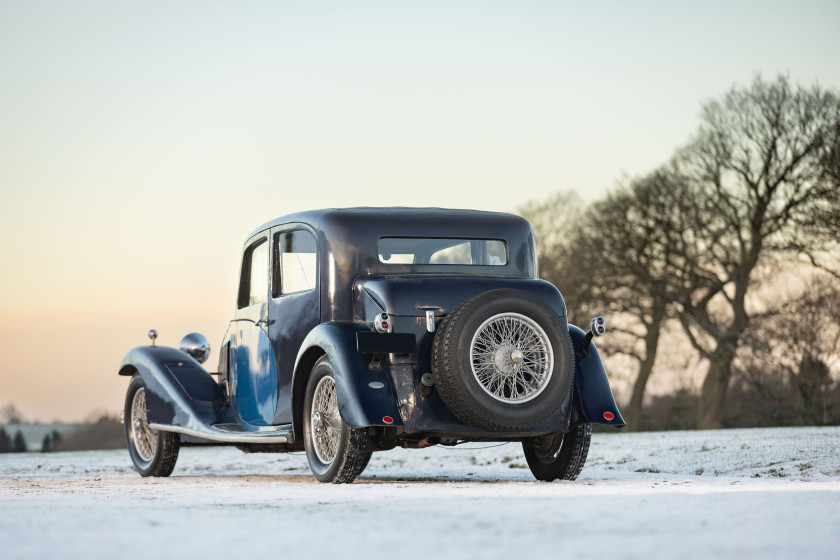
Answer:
568;324;626;428
291;322;403;436
118;346;234;429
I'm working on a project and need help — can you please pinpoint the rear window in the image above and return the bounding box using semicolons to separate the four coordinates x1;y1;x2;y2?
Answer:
378;238;507;266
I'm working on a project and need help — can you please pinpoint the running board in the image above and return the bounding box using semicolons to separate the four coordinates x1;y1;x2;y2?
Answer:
149;422;293;444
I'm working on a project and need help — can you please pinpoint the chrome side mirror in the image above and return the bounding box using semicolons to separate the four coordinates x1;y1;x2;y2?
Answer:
148;329;158;347
180;332;211;364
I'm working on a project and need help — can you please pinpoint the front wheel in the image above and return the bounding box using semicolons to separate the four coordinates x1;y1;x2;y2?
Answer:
522;423;592;481
124;375;180;477
302;356;371;483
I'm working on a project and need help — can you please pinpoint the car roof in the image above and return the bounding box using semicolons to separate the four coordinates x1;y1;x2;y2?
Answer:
245;207;531;242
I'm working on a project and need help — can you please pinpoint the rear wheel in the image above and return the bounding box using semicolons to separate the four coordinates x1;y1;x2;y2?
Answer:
124;376;180;477
522;423;592;481
302;356;370;483
358;451;373;475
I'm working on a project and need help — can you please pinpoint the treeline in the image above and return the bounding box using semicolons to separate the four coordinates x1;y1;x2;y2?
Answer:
0;416;125;453
520;74;840;431
55;416;125;451
0;428;29;453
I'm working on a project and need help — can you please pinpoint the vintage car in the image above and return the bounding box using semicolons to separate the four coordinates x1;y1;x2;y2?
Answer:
119;208;624;483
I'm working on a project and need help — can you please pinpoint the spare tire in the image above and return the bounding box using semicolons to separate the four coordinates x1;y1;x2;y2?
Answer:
432;289;574;431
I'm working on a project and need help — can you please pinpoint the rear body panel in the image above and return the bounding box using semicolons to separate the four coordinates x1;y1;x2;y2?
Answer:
350;274;579;435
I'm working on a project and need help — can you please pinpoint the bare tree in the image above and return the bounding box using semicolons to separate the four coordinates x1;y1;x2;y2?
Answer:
567;169;711;429
517;191;588;322
0;404;25;424
676;75;840;428
735;274;840;425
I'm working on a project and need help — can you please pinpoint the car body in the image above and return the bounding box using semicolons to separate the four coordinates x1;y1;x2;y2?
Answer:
119;207;624;482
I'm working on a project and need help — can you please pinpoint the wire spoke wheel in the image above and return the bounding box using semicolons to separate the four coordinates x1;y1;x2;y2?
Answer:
310;376;340;464
433;289;574;431
123;376;179;477
303;357;370;483
130;387;158;462
470;312;554;403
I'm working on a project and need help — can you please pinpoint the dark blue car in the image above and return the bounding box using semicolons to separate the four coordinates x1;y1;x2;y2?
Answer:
119;208;624;483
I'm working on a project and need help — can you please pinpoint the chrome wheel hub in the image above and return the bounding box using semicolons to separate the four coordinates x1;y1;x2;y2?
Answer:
130;387;158;462
493;344;518;373
470;312;554;403
310;376;341;464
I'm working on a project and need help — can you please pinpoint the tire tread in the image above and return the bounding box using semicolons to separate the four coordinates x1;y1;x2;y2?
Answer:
523;423;592;481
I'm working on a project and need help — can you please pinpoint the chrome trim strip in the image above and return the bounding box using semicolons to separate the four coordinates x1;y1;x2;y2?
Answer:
149;423;290;444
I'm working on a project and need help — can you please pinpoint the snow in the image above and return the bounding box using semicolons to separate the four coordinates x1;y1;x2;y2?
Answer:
1;426;838;559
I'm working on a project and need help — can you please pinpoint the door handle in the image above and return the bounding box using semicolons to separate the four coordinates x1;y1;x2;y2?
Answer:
255;318;275;327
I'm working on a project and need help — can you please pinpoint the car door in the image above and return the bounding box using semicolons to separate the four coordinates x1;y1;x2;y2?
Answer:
229;234;279;426
268;226;320;424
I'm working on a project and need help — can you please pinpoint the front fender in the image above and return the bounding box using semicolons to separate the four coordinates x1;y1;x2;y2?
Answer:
568;325;626;428
292;322;404;431
118;346;234;429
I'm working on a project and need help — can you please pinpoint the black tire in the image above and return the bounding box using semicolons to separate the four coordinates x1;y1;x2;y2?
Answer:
357;450;373;476
124;375;180;477
302;356;370;483
432;289;575;430
523;423;592;481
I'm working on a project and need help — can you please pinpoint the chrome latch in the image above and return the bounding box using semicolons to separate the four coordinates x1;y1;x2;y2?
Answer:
425;310;435;333
418;306;441;333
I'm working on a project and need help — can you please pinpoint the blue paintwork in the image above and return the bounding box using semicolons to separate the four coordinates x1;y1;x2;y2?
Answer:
118;346;234;428
291;322;404;430
230;320;278;426
568;324;626;428
267;223;321;425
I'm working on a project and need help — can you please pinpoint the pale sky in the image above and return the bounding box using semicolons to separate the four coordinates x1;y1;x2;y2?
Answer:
1;0;839;421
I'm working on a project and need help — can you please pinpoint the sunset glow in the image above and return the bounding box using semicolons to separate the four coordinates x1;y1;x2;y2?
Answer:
1;0;838;421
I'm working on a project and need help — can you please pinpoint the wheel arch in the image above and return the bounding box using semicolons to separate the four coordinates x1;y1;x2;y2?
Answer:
291;345;327;442
117;345;235;428
568;324;626;428
119;364;139;377
291;322;404;438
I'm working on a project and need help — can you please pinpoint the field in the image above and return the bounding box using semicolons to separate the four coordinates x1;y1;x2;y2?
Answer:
1;426;838;559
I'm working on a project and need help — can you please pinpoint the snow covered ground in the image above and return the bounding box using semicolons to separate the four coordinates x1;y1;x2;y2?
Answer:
1;426;838;559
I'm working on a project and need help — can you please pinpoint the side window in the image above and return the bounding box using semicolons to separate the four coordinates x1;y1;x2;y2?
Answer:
273;230;317;296
237;238;269;308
